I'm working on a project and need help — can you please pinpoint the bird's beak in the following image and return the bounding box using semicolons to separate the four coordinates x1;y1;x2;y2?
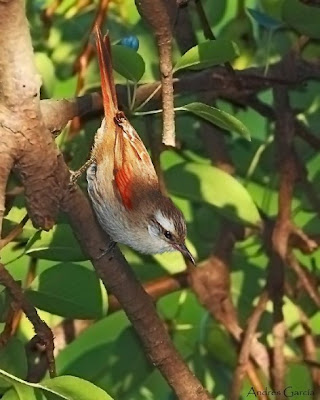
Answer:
176;243;196;266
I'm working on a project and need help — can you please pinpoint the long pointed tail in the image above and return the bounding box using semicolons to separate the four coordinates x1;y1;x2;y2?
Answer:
94;25;118;118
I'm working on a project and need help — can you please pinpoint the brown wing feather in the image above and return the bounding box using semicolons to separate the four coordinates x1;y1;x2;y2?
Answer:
113;115;159;208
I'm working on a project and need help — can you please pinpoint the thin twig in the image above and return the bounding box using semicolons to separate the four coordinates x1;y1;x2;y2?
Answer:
230;291;269;400
0;214;29;249
287;252;320;308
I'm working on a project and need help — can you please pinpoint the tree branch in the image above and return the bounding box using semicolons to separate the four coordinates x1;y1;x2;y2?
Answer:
135;0;177;146
62;187;212;400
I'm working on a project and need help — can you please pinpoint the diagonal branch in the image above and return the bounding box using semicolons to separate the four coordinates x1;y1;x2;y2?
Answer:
62;187;212;400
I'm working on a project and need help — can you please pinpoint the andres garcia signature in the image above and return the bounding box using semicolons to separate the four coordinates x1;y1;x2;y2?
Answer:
246;386;314;398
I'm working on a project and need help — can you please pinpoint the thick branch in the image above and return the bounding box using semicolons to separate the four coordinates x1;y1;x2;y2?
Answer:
0;130;16;238
0;0;69;230
40;93;102;134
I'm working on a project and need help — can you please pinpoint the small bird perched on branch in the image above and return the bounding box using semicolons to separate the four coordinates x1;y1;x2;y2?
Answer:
74;26;194;264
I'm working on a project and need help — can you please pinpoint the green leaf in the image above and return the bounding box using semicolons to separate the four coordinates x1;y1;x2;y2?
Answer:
111;45;145;82
282;0;320;39
26;263;107;319
0;339;27;390
2;206;35;242
173;40;239;72
205;322;237;368
42;376;114;400
0;369;113;400
165;163;261;227
25;224;86;262
178;102;251;140
35;53;56;97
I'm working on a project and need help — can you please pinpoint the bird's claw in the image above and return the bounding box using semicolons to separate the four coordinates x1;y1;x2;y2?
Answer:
96;241;117;260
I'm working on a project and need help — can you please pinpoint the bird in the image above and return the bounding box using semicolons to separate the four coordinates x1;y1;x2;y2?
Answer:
77;26;195;265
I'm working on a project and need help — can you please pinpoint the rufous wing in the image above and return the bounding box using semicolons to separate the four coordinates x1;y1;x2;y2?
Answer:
113;117;159;209
114;162;133;210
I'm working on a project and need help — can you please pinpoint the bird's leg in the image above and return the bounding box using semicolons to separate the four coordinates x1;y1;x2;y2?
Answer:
69;156;95;186
96;241;117;260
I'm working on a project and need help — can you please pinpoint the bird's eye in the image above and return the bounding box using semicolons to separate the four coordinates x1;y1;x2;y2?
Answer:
164;231;172;240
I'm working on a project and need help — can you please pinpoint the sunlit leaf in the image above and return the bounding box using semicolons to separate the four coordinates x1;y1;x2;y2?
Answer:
35;52;56;97
0;369;113;400
173;40;239;72
42;376;114;400
165;163;261;227
178;102;251;140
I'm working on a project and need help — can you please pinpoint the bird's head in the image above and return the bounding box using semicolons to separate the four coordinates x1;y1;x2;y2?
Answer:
146;197;195;265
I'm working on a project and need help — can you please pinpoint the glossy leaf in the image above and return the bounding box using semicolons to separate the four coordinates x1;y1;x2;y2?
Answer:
25;224;86;261
282;0;320;39
173;39;239;72
111;45;145;82
165;163;261;227
178;102;251;140
247;8;283;30
0;369;113;400
42;376;114;400
26;263;107;319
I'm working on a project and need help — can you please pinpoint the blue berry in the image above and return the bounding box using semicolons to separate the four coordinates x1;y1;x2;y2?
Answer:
118;36;139;51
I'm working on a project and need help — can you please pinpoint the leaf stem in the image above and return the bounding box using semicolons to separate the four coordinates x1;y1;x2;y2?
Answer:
134;84;161;111
133;109;163;116
130;82;137;111
126;80;131;109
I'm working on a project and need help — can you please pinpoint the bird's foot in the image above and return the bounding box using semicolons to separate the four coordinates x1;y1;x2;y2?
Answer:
69;158;95;187
96;241;117;260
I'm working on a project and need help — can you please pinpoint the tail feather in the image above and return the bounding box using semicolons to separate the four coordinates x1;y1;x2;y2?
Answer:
103;33;118;109
94;25;118;118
